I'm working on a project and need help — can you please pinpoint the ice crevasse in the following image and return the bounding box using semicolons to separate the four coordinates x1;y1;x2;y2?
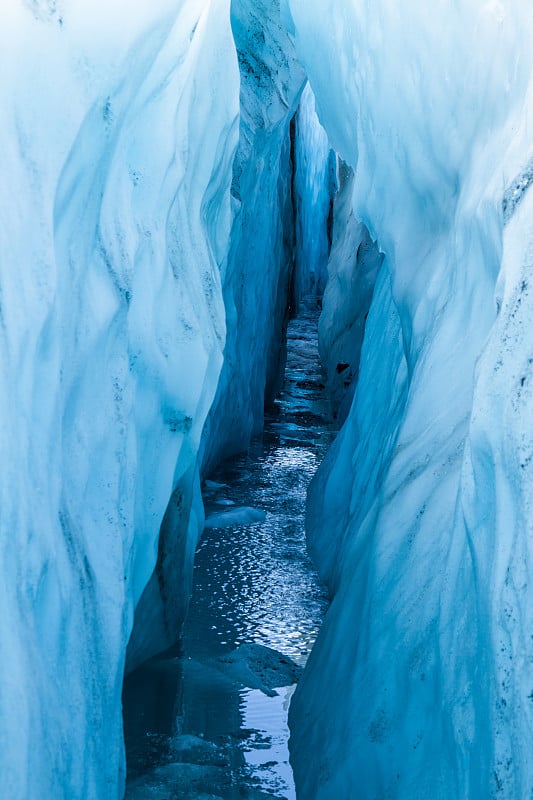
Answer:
287;1;533;798
128;0;310;669
0;0;319;796
2;0;533;799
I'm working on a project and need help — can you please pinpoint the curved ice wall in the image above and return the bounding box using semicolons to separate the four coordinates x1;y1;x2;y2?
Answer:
200;0;306;473
128;0;312;668
0;2;239;796
0;0;327;795
291;84;336;311
6;0;532;797
286;1;533;798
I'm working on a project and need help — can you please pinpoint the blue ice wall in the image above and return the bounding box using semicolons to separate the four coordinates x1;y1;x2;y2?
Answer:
318;161;383;420
0;2;239;797
127;0;308;670
287;1;533;797
5;2;533;799
200;0;307;476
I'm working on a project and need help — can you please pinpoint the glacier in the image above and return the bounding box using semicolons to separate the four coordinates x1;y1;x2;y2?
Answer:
0;1;239;796
2;0;533;798
287;1;533;798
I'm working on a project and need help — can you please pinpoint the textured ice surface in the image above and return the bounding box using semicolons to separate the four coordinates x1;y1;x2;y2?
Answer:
6;1;533;798
204;643;303;697
131;0;308;673
0;2;238;797
286;2;533;798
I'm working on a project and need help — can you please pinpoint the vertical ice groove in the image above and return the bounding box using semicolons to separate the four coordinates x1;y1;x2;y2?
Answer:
291;83;336;310
287;1;533;798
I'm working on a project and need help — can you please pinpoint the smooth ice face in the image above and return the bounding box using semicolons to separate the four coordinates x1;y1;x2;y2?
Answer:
0;2;239;797
287;2;533;798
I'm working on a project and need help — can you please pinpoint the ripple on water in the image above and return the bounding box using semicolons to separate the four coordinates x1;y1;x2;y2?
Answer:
124;302;336;799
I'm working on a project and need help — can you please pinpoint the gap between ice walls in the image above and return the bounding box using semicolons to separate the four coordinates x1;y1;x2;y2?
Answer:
0;1;335;798
3;1;533;799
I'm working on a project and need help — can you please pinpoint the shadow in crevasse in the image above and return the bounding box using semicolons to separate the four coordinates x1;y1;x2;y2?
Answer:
123;299;336;800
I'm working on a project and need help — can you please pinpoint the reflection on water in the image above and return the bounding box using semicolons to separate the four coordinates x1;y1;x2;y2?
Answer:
123;302;335;799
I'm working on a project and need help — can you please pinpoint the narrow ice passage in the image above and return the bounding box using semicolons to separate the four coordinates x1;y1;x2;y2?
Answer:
123;302;335;799
3;2;533;798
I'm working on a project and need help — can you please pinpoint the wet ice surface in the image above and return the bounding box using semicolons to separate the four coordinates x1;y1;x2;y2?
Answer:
123;302;336;799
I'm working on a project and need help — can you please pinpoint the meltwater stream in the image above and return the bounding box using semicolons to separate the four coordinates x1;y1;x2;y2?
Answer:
124;302;336;799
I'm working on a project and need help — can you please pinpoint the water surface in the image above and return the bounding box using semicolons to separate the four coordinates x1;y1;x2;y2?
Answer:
124;302;335;799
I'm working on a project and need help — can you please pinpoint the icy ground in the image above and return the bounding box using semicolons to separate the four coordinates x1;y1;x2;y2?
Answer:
123;302;335;799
